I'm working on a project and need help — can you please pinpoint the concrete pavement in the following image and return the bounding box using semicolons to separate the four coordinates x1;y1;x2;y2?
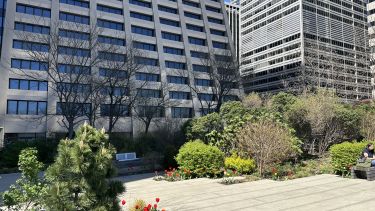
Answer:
119;174;375;211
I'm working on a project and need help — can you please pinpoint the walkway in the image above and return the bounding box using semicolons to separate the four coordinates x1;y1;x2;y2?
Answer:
119;174;375;211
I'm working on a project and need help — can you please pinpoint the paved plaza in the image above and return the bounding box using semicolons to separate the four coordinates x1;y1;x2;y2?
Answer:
119;174;375;211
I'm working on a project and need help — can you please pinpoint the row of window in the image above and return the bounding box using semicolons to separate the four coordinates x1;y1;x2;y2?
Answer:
9;79;48;91
5;99;229;118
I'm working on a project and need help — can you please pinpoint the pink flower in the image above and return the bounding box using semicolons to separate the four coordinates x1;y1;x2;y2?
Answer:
121;199;126;205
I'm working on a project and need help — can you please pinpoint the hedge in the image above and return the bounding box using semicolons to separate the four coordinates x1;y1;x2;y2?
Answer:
329;141;374;176
175;140;224;177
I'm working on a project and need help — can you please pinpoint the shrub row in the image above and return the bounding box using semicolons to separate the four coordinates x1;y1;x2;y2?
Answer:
329;141;374;176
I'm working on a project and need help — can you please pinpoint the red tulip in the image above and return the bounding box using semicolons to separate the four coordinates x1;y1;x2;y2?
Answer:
156;197;160;203
147;204;152;209
121;199;126;205
154;204;158;209
143;207;149;211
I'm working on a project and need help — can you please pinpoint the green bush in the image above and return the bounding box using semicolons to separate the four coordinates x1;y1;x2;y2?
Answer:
224;155;256;174
175;140;224;177
0;139;58;169
329;141;373;176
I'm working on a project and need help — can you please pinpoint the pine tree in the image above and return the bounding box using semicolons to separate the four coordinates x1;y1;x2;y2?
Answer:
44;123;125;210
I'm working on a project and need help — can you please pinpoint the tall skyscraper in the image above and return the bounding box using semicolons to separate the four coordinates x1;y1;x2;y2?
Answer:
369;0;375;97
225;0;240;59
240;0;372;101
0;0;238;144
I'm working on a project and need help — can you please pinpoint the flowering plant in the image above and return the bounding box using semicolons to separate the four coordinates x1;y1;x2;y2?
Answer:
123;198;166;211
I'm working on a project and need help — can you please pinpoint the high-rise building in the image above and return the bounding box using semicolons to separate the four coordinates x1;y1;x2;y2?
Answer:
225;0;240;59
0;0;238;144
240;0;372;101
368;0;375;97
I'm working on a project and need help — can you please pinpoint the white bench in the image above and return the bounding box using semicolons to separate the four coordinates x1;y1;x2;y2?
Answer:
115;152;139;161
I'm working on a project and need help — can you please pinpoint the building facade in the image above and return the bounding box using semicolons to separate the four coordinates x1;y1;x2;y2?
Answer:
225;0;240;59
368;0;375;97
240;0;372;101
0;0;238;144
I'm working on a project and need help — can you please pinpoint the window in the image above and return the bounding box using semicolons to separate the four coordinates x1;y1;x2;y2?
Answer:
163;46;184;55
59;29;90;40
184;12;201;19
161;32;181;41
190;51;208;59
98;36;125;46
131;25;155;36
98;52;126;62
210;29;225;36
97;19;124;30
14;22;50;34
195;79;212;86
167;76;188;84
59;12;89;25
160;18;180;27
135;57;158;66
183;0;200;7
16;4;51;18
138;106;164;117
192;64;209;72
133;42;156;51
58;46;90;57
186;24;204;32
9;79;47;91
171;107;193;118
57;82;91;93
58;64;91;74
13;40;49;52
198;93;215;101
129;0;151;8
130;12;153;21
97;4;123;15
101;104;129;117
138;89;161;98
136;72;160;81
99;68;127;78
56;102;91;116
11;59;48;71
101;87;128;96
7;100;47;115
60;0;89;8
165;61;186;69
188;37;206;46
208;17;223;24
170;91;190;100
212;41;227;49
206;5;221;13
158;5;178;14
223;95;239;102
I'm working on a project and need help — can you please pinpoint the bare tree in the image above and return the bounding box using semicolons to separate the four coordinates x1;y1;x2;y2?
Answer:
236;118;297;177
133;82;179;134
96;39;147;133
14;21;104;138
185;49;240;115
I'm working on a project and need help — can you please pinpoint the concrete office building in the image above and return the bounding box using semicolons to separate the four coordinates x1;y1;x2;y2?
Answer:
225;0;240;58
240;0;372;101
368;0;375;97
0;0;238;144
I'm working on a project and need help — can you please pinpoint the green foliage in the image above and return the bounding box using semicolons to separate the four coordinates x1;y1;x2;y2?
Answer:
175;140;225;177
44;123;125;210
185;101;252;155
0;139;58;169
2;148;46;211
269;92;298;115
329;141;372;176
224;154;256;174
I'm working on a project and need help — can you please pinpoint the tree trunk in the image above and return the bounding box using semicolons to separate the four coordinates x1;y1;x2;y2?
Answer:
68;120;74;139
144;120;151;134
108;117;114;133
